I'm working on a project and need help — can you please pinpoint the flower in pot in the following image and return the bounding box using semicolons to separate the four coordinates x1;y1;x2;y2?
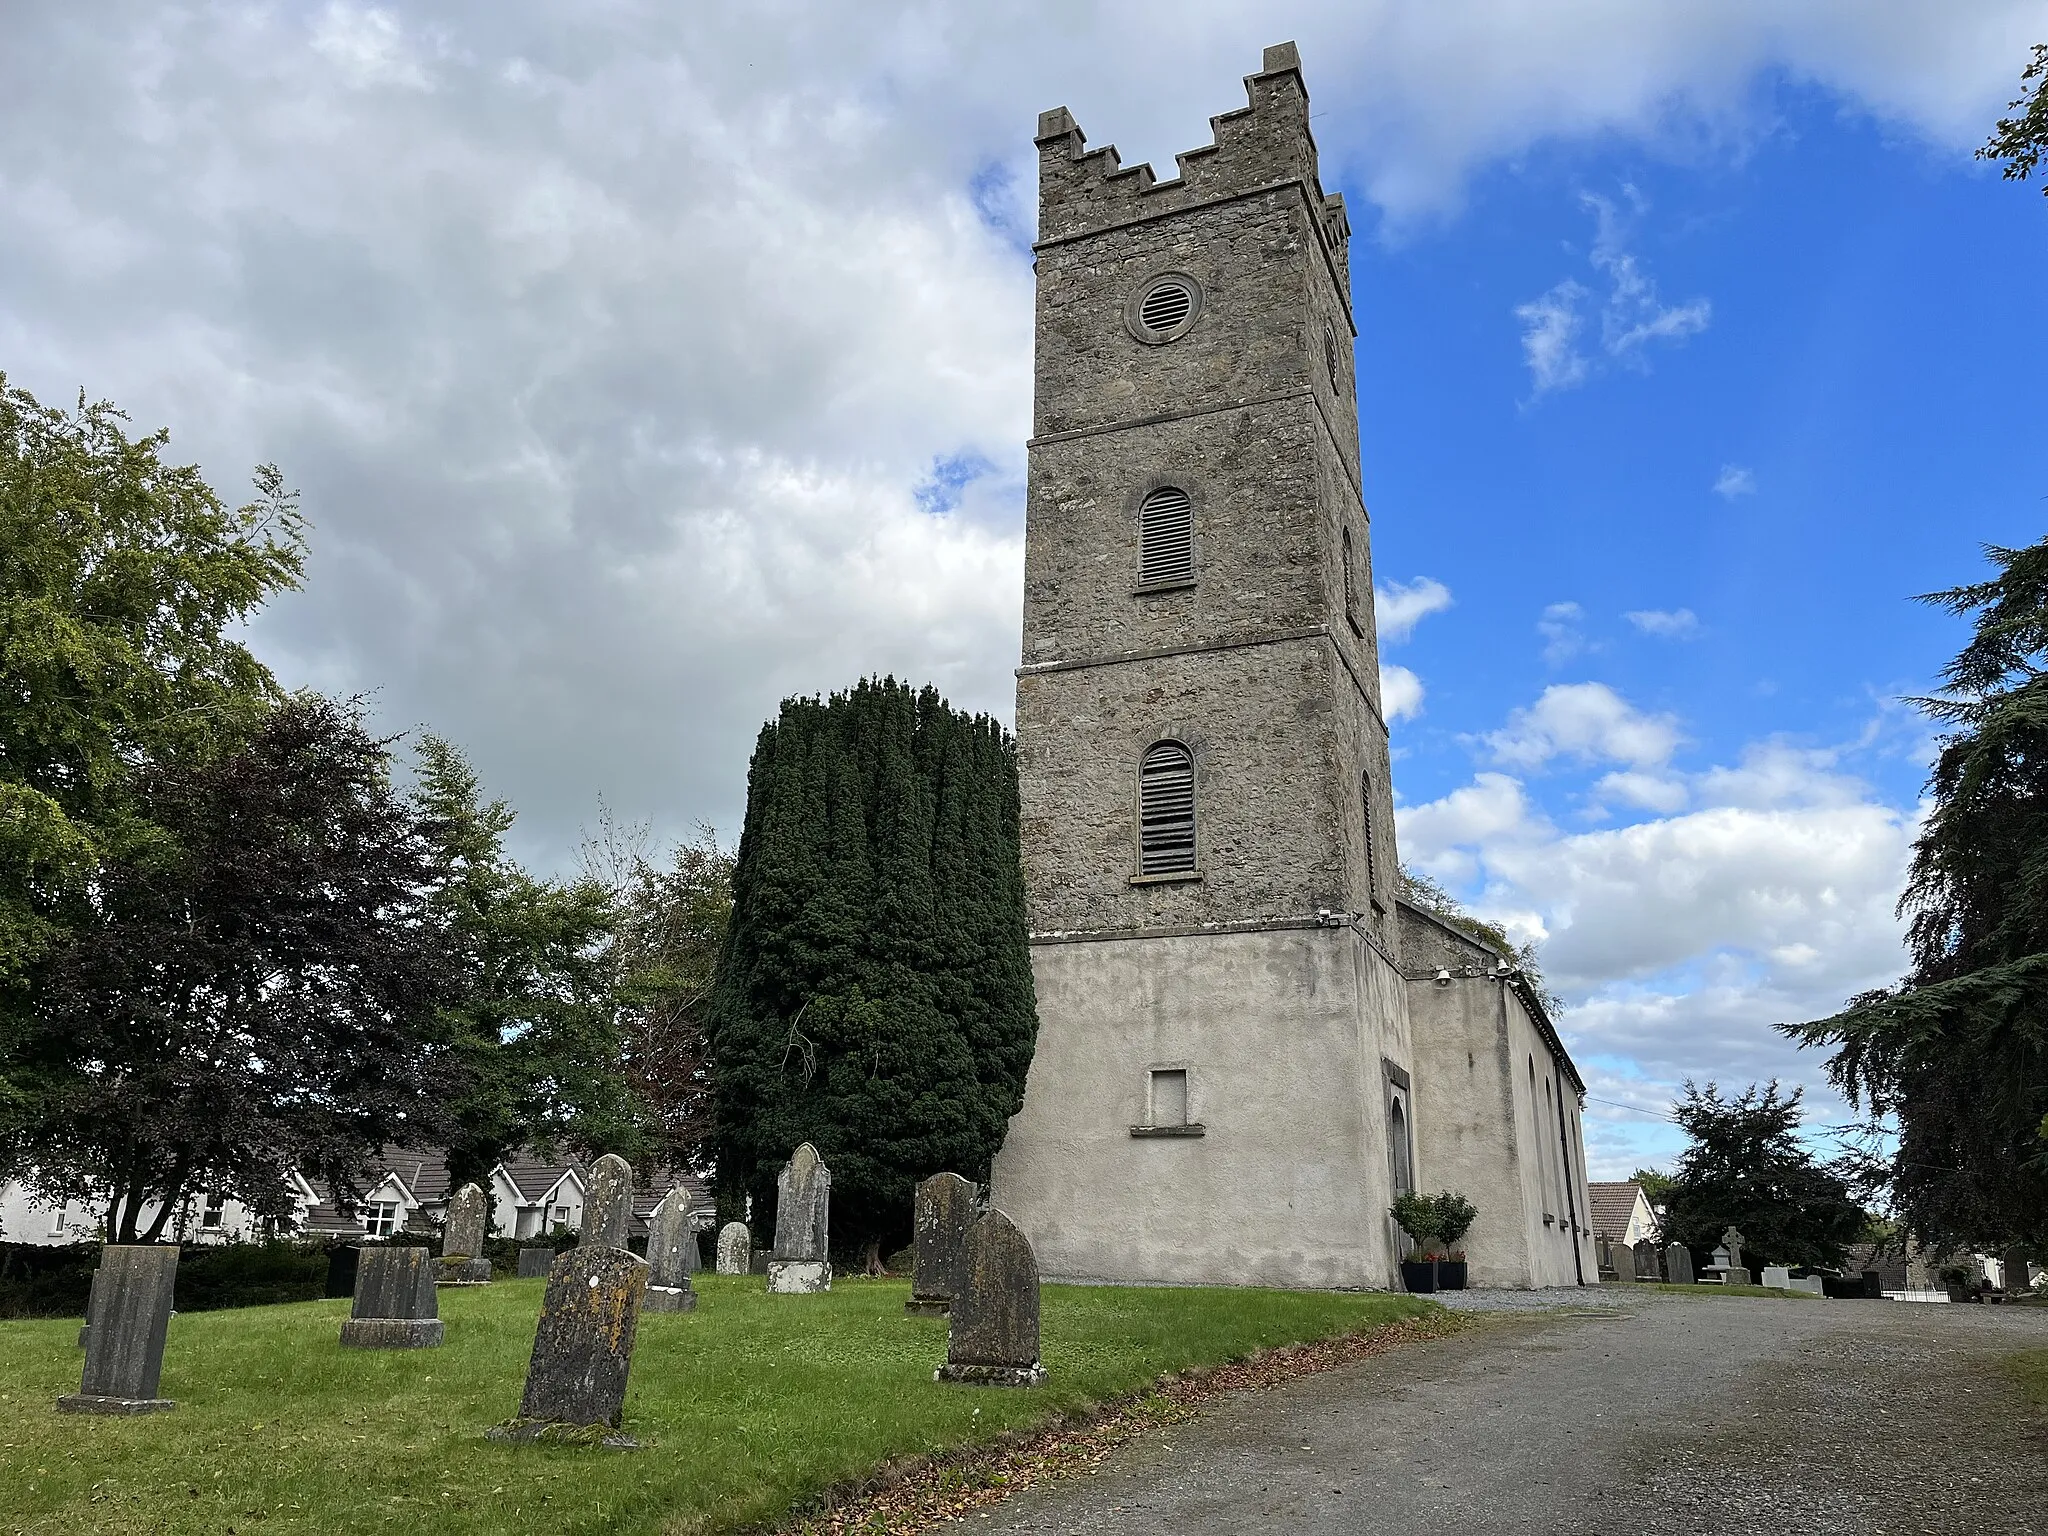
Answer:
1389;1191;1443;1293
1431;1192;1478;1291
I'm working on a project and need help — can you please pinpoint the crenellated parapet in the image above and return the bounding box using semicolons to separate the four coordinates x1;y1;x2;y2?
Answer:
1034;41;1349;282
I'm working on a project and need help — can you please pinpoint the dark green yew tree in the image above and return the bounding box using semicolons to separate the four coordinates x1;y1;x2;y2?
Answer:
707;679;1036;1266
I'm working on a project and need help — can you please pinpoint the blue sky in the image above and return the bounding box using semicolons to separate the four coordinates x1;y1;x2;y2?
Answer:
3;4;2044;1176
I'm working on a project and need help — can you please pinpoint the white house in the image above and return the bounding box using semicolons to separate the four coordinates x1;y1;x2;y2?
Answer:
1586;1181;1659;1247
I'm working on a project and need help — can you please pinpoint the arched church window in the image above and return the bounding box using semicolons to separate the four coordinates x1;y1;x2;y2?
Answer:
1137;740;1197;875
1137;487;1195;589
1387;1095;1412;1195
1342;526;1364;636
1361;770;1379;906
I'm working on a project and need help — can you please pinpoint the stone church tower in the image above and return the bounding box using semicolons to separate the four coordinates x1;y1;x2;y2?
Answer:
988;44;1419;1288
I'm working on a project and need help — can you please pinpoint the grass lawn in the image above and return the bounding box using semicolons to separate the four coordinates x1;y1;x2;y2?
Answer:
2007;1348;2048;1415
0;1274;1430;1536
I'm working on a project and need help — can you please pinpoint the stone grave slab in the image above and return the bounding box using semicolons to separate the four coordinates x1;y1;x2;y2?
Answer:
487;1246;648;1448
77;1267;103;1349
437;1183;492;1285
643;1187;698;1313
1610;1240;1637;1284
58;1245;178;1414
907;1173;977;1317
1665;1241;1694;1285
580;1154;633;1250
1761;1264;1793;1290
341;1246;443;1348
715;1221;749;1274
1632;1238;1662;1282
517;1246;555;1279
767;1142;831;1294
936;1208;1045;1387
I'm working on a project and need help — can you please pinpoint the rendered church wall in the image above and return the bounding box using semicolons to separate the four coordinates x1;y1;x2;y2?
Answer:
990;924;1412;1288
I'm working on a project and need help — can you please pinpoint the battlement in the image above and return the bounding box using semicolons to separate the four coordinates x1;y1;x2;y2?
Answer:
1034;42;1347;260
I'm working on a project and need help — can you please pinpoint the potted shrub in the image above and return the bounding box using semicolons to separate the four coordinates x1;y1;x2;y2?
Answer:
1390;1192;1442;1293
1432;1192;1478;1291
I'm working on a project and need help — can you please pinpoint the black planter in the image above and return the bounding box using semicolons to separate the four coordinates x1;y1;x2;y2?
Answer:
1437;1259;1468;1291
1400;1258;1439;1294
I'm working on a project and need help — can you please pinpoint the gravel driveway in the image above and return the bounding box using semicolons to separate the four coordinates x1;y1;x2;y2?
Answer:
971;1293;2048;1535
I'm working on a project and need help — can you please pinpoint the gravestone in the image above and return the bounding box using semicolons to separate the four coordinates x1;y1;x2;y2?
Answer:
518;1246;556;1279
907;1172;977;1317
325;1244;361;1299
579;1154;633;1250
1761;1264;1793;1290
1665;1241;1694;1285
487;1246;649;1447
1594;1233;1615;1279
341;1245;443;1348
1722;1227;1747;1274
1632;1238;1662;1282
716;1221;750;1275
2004;1246;2033;1296
1610;1239;1637;1284
58;1245;178;1414
643;1188;698;1313
1787;1275;1824;1296
767;1142;832;1294
936;1208;1045;1387
436;1183;492;1285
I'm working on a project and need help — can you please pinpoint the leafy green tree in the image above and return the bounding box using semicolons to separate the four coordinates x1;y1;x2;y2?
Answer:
1660;1081;1866;1271
410;737;643;1193
707;678;1036;1269
1784;542;2048;1253
583;816;735;1178
1980;43;2048;194
8;695;447;1240
1;376;303;1133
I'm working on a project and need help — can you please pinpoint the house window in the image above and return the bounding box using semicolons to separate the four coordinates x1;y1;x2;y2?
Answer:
1149;1069;1189;1128
362;1200;399;1238
551;1205;573;1231
1137;741;1197;876
48;1205;66;1236
1136;486;1195;589
1342;527;1364;636
201;1192;226;1230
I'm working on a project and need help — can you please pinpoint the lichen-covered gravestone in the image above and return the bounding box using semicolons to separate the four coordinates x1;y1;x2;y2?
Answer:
58;1245;179;1414
437;1183;492;1285
341;1246;443;1348
579;1154;633;1250
643;1188;698;1313
1665;1240;1694;1285
517;1246;555;1278
1610;1239;1637;1284
715;1221;750;1275
1632;1238;1662;1283
936;1208;1045;1387
487;1246;649;1448
767;1143;831;1294
906;1172;977;1317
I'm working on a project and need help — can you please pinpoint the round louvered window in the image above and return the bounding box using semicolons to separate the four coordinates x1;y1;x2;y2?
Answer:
1126;272;1203;344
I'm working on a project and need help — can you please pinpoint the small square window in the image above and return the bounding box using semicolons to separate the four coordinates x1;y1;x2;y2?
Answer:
1149;1069;1189;1128
362;1200;399;1238
201;1192;226;1230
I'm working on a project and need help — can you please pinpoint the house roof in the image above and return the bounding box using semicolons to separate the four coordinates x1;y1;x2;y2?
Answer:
1586;1181;1648;1239
299;1146;711;1236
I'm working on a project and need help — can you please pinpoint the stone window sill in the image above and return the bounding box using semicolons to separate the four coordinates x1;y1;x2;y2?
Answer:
1130;871;1202;886
1130;1124;1206;1138
1133;579;1197;596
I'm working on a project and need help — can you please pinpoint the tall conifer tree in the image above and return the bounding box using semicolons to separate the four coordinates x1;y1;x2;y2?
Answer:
707;679;1036;1264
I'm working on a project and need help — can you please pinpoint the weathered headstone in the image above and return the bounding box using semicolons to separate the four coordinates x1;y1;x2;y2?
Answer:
58;1245;178;1414
767;1142;832;1294
1722;1227;1747;1275
1761;1264;1793;1290
936;1208;1045;1387
1594;1232;1615;1279
325;1244;361;1299
2004;1246;2033;1296
437;1183;492;1285
715;1221;750;1275
1665;1241;1694;1285
341;1246;443;1348
487;1246;648;1447
77;1267;103;1348
1610;1239;1637;1284
1632;1238;1662;1282
643;1188;698;1313
517;1246;555;1279
579;1153;633;1250
907;1172;977;1317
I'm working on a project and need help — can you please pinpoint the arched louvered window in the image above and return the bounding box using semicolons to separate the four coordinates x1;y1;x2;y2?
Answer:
1361;770;1378;903
1342;526;1362;635
1137;487;1194;588
1137;741;1197;875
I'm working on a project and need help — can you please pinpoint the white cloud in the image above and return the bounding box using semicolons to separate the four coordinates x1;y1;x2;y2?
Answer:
1595;770;1690;813
310;3;435;91
1375;576;1454;643
1517;187;1711;395
1626;607;1700;638
1397;771;1542;866
1487;682;1683;769
1538;600;1589;664
1714;464;1758;498
1380;663;1426;723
